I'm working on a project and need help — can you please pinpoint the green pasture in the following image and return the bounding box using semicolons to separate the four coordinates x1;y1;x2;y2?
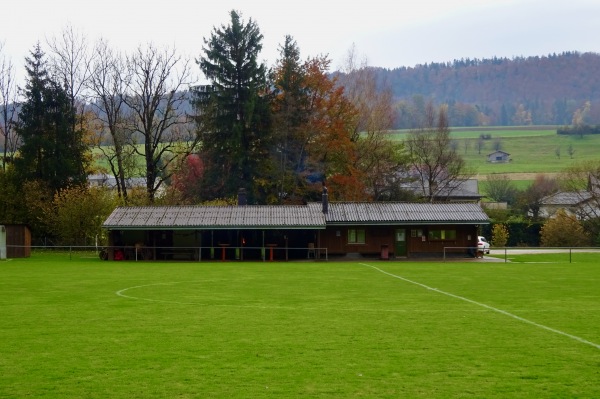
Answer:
390;126;558;140
390;127;599;175
462;134;600;174
1;253;599;398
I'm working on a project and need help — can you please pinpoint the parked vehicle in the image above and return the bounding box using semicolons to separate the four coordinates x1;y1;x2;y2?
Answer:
477;236;490;254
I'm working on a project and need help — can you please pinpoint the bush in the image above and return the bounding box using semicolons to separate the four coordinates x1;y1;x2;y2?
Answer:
492;224;509;247
556;125;600;135
540;209;590;247
482;222;542;246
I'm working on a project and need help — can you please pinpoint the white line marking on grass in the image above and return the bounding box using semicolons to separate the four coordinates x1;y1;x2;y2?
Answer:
360;263;600;350
116;282;187;303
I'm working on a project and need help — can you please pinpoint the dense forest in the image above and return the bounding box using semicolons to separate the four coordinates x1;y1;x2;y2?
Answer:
370;52;600;128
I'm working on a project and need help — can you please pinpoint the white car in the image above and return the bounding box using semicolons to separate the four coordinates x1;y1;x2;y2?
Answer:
477;236;490;254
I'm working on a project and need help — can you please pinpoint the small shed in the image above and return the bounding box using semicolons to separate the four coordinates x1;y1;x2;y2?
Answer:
0;225;5;259
3;224;32;258
487;150;511;163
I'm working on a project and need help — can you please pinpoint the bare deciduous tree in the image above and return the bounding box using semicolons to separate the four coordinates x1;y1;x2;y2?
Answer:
482;173;518;204
46;24;92;127
338;44;410;200
122;44;198;203
516;174;559;220
87;39;134;200
0;42;19;170
406;103;473;202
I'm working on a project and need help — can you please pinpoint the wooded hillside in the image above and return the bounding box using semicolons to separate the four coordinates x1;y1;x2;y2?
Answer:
371;52;600;127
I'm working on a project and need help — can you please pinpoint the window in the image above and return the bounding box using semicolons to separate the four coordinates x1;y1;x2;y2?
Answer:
348;229;366;244
428;229;456;241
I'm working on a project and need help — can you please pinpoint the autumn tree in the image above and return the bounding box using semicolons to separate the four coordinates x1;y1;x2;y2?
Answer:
540;209;590;247
337;45;409;200
515;174;559;220
270;40;372;202
14;44;89;193
491;223;509;247
195;10;272;203
405;103;473;202
123;43;198;203
167;154;205;204
558;161;600;243
301;55;360;200
572;101;591;127
0;42;18;171
48;185;116;245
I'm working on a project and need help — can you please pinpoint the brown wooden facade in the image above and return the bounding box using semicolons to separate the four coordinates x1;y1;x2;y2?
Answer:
4;224;32;258
319;224;480;258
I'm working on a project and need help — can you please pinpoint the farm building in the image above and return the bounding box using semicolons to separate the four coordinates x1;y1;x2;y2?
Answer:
487;150;511;163
540;174;600;219
102;190;490;260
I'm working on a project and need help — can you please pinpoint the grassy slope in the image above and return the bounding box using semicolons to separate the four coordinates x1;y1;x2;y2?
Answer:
390;128;599;191
1;254;599;398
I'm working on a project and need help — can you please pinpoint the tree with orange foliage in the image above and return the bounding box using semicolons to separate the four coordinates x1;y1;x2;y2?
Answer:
337;45;410;200
270;39;363;202
301;55;363;201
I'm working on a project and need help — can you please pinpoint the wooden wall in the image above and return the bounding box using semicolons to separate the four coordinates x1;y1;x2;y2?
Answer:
319;224;480;258
5;225;32;258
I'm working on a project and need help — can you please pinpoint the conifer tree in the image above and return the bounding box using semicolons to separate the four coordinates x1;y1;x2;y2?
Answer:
270;35;311;203
15;43;88;193
195;10;272;203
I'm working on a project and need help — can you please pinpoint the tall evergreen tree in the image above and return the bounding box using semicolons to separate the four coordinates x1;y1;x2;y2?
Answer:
270;35;311;203
195;10;272;203
15;44;88;193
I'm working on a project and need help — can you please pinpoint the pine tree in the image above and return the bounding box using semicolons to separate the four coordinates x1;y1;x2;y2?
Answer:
270;36;311;203
15;43;88;193
195;10;272;203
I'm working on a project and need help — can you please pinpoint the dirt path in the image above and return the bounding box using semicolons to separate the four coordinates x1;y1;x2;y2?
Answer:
476;172;560;180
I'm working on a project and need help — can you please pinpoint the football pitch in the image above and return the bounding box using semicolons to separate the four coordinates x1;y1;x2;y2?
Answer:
1;253;599;398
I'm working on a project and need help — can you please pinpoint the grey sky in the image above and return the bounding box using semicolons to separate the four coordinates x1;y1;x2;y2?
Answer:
2;0;599;85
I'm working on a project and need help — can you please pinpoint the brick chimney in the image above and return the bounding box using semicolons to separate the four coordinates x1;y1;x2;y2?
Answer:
322;185;328;214
237;188;247;206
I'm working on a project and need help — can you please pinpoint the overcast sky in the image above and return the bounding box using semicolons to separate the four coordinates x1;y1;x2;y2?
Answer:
2;0;599;85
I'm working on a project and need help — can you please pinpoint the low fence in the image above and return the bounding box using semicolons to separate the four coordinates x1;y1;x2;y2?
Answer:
2;245;329;262
443;246;600;263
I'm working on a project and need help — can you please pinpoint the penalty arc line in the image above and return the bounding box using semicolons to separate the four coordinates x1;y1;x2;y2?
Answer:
360;263;600;350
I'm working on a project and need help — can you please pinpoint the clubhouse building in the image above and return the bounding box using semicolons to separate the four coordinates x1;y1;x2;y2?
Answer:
102;189;490;261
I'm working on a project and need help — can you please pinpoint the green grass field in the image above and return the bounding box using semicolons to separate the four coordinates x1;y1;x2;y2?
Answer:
1;253;599;398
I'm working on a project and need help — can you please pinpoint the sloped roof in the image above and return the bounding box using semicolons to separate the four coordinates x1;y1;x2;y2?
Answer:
103;202;490;230
311;202;489;225
487;150;510;156
103;205;326;230
404;179;482;200
541;191;592;206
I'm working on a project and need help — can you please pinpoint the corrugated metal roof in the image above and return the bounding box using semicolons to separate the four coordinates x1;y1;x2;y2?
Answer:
103;202;490;230
310;202;490;225
541;191;592;206
103;205;326;230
